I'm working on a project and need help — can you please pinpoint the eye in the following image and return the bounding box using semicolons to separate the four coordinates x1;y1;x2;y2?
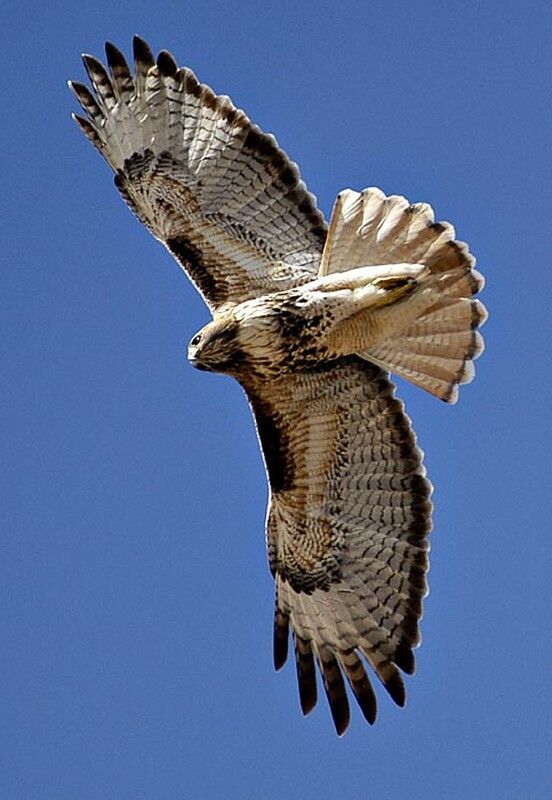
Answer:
190;333;202;346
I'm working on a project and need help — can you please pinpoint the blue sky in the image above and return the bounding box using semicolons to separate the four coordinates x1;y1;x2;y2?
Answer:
2;1;550;798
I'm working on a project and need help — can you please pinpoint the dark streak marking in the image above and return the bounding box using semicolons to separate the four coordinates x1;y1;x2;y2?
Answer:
429;221;447;234
249;395;294;494
200;86;218;111
166;236;227;306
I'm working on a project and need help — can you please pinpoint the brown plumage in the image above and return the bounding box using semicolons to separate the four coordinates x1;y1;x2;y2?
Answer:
70;37;487;735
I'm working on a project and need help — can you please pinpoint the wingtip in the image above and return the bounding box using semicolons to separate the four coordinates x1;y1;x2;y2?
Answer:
300;695;317;717
81;53;107;82
393;642;416;675
71;113;103;146
295;637;318;716
81;52;96;66
67;79;88;98
157;49;178;77
273;603;289;671
335;720;350;737
133;34;155;65
104;40;127;68
332;706;351;736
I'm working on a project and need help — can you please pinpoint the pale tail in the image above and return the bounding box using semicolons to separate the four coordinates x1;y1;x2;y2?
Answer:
321;188;487;402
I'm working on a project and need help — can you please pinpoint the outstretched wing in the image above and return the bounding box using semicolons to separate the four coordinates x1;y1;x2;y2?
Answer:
245;358;431;735
69;37;326;312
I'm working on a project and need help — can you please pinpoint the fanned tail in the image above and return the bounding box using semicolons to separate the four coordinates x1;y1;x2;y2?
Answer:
321;188;487;402
365;292;487;402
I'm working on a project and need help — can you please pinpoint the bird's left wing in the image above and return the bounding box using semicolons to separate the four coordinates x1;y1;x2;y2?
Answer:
244;357;432;735
70;37;327;313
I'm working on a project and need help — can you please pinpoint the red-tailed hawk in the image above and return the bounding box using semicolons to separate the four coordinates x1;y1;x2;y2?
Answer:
70;37;486;735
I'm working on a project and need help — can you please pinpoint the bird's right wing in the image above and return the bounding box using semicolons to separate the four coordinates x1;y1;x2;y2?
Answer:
70;38;327;313
245;357;432;735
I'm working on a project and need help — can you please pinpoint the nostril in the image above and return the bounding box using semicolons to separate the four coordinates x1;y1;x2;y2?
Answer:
191;333;201;346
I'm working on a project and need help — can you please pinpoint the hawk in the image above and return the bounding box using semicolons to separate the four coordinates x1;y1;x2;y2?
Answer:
70;37;486;735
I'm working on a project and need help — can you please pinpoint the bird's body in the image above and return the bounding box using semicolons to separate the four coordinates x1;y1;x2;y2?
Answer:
70;37;486;734
189;263;429;378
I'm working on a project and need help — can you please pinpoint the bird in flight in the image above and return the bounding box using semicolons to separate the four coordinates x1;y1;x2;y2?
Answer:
70;37;486;735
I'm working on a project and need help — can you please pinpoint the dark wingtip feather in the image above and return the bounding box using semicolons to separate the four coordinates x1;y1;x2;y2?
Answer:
294;636;317;715
68;79;87;95
319;655;350;736
105;41;127;70
68;79;86;101
341;651;377;725
103;41;134;99
355;680;377;726
82;53;107;79
157;49;178;77
393;641;416;675
384;666;407;707
273;608;289;671
68;80;99;112
71;113;102;146
133;35;155;66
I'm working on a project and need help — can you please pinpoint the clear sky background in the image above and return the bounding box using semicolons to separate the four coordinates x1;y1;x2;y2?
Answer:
2;1;550;798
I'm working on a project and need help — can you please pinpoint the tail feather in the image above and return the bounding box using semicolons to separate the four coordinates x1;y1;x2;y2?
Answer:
363;294;487;402
321;188;487;402
393;330;484;361
405;298;486;336
366;350;473;402
320;188;478;279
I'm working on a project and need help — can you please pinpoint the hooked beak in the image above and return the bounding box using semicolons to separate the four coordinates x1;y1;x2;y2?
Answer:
189;356;212;372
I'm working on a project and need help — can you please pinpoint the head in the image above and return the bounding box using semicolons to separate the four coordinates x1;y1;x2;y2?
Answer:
187;315;245;375
188;300;298;379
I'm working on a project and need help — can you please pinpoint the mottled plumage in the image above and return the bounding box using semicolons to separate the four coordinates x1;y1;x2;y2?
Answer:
70;37;486;735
